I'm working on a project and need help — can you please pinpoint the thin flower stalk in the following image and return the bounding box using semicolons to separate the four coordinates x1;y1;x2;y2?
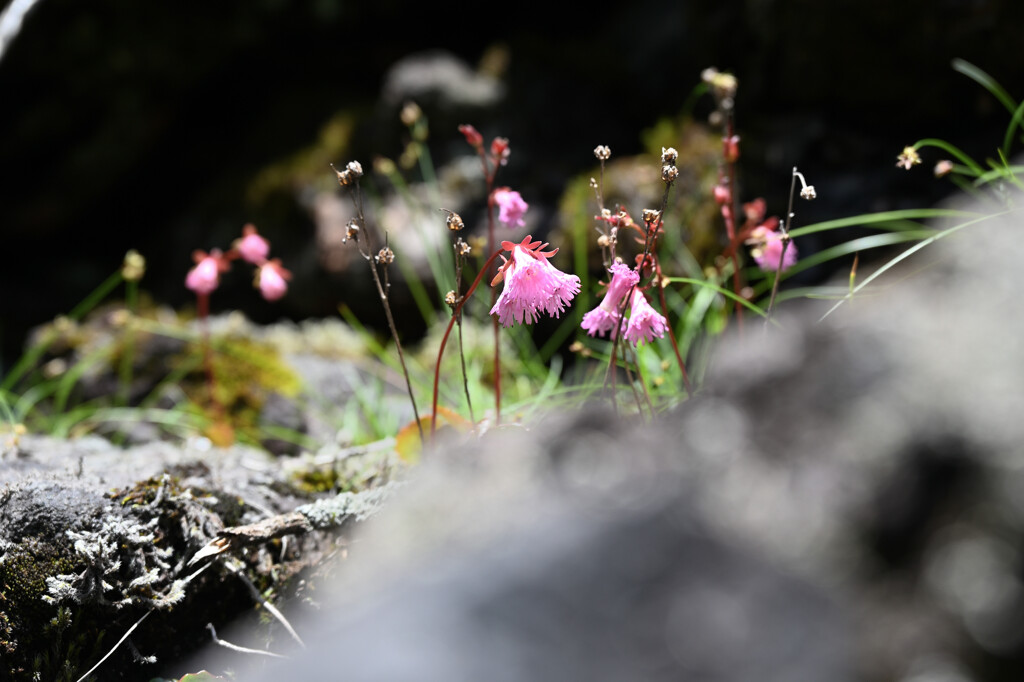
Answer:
333;163;424;444
770;164;815;323
444;220;476;425
604;176;674;408
433;246;506;437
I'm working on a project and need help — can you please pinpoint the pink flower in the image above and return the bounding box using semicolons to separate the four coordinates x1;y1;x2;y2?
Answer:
185;249;227;295
257;259;291;301
581;262;639;338
493;187;528;228
235;223;270;264
746;223;797;272
624;288;668;346
490;236;581;327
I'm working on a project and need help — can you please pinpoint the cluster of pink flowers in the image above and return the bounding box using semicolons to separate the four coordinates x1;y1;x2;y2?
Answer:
490;236;581;327
580;262;668;346
185;224;291;301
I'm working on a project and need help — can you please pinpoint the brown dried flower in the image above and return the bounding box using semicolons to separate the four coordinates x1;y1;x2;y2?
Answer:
594;145;611;161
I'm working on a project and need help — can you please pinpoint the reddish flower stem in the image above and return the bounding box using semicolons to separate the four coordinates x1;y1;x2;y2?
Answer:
196;292;225;421
432;247;505;438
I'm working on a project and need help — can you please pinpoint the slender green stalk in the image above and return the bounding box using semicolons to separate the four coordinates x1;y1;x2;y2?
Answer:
117;278;138;406
433;247;504;437
2;269;123;392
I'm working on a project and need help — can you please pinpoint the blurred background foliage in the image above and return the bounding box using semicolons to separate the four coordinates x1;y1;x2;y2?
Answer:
1;0;1022;367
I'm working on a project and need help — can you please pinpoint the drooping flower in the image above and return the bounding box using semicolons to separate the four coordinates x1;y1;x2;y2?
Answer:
580;262;639;338
624;288;668;346
185;249;228;295
257;259;291;301
490;236;581;327
746;221;797;272
493;188;528;228
235;223;270;264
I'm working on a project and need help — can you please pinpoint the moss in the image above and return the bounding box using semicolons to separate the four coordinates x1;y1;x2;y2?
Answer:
0;538;81;679
176;333;302;444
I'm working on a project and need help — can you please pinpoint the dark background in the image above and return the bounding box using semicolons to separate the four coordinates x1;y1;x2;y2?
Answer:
1;0;1021;367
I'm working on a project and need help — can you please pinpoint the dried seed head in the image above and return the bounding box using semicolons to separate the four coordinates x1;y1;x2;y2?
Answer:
376;247;395;265
442;209;465;231
346;161;364;178
444;290;458;307
597;234;610;248
345;219;360;241
934;159;954;177
661;164;679;183
122;249;146;281
455;238;471;256
661;147;678;164
642;208;661;224
400;101;422;127
594;145;611;161
800;185;817;200
332;163;353;186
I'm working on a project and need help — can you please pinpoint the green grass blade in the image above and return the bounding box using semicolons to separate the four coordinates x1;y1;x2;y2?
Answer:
665;278;768;318
912;139;985;176
818;208;1018;321
952;58;1018;116
1002;99;1024;156
787;209;980;239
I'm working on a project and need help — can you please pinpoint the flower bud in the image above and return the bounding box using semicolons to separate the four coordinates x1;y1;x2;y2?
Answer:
490;137;510;165
723;135;740;163
257;260;291;301
122;249;146;281
458;124;483;148
235;224;270;264
713;184;731;205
